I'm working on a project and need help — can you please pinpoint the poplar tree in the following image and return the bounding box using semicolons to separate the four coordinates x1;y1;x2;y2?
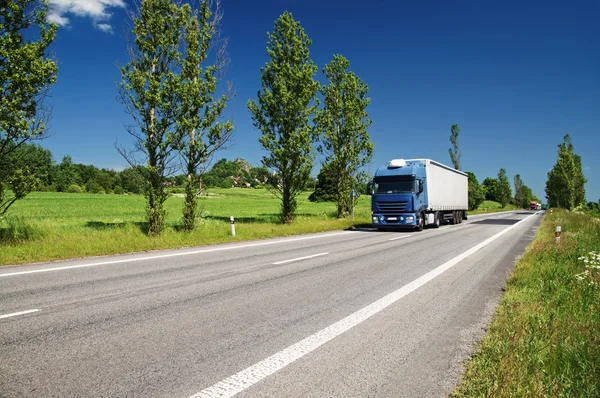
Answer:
248;12;319;223
315;55;373;218
176;0;233;231
118;0;187;236
448;124;461;170
497;168;512;208
545;134;586;209
0;0;57;216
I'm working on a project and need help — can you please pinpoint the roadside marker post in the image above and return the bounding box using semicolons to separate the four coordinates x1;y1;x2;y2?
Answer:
555;226;561;242
230;216;236;237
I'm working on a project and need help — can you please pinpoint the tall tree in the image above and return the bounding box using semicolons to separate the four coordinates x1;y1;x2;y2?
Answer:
448;124;461;170
497;168;512;208
248;12;319;223
175;0;234;231
314;55;373;218
545;134;585;210
0;0;57;216
466;172;485;211
482;177;499;202
514;174;525;208
118;0;187;235
573;154;587;207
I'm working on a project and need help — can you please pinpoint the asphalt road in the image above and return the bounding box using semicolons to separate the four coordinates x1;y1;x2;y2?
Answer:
0;210;543;397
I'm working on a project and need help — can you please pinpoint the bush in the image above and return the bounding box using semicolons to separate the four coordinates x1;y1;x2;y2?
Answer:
66;184;83;193
0;216;45;243
113;186;124;195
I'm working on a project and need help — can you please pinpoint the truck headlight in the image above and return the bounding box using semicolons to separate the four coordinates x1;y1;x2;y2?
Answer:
406;216;414;223
372;216;379;224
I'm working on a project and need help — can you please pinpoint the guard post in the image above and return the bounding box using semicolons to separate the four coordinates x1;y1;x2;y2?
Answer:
230;216;235;237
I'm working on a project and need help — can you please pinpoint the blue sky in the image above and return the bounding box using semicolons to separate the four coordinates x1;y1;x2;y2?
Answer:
42;0;599;202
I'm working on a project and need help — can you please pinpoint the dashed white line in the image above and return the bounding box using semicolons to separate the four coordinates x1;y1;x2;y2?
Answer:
388;235;411;241
0;309;40;320
272;253;328;265
0;231;357;278
190;211;539;398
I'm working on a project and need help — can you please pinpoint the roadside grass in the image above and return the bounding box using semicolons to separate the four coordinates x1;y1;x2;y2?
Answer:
469;200;518;215
453;209;600;397
0;190;371;265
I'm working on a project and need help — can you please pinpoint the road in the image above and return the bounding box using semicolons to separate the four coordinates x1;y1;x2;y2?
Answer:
0;210;543;397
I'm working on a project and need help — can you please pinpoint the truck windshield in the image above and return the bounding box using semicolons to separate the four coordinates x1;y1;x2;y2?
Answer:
374;181;414;194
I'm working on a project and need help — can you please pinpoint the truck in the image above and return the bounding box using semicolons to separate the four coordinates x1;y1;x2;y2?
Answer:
530;201;538;210
369;158;468;231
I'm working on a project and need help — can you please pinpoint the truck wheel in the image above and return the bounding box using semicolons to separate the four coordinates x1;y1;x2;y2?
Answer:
433;212;441;228
416;213;424;231
463;211;468;220
450;211;457;225
458;211;463;223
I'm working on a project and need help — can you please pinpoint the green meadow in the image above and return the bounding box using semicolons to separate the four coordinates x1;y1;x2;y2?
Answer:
0;189;372;265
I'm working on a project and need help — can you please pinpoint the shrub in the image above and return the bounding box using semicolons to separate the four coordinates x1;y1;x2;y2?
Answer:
114;186;124;195
66;184;83;193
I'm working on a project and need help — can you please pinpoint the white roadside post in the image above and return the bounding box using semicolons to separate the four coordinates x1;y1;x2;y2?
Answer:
555;225;561;242
230;216;236;237
350;188;358;221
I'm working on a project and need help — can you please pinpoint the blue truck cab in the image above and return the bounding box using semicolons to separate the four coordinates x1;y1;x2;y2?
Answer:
369;158;468;231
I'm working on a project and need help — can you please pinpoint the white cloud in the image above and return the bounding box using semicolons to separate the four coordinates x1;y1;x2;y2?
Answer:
48;0;126;33
95;23;114;34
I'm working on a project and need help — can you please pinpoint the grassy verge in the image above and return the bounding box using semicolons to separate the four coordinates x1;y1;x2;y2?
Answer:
453;209;600;397
0;190;371;265
469;200;518;215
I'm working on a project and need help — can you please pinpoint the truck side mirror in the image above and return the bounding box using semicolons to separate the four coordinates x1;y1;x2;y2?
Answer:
366;181;373;195
418;180;423;194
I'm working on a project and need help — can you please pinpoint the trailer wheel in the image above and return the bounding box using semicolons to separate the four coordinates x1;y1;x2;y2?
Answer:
463;211;468;220
458;211;463;223
450;211;457;225
416;213;424;231
433;212;441;228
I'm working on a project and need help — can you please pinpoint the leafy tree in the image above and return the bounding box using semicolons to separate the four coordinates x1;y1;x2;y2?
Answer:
1;143;53;189
497;168;512;208
514;174;525;208
448;124;461;170
308;163;336;203
248;12;319;223
545;134;585;209
482;177;499;202
314;54;373;218
573;154;587;207
118;166;147;194
466;172;485;211
118;0;188;235
54;156;82;192
175;0;234;231
0;0;58;216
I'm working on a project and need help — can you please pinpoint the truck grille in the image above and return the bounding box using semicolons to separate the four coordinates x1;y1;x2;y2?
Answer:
376;202;408;213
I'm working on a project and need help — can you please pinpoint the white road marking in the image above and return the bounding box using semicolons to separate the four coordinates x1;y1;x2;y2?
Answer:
272;253;329;265
0;309;40;320
388;235;411;241
0;231;357;278
190;212;539;398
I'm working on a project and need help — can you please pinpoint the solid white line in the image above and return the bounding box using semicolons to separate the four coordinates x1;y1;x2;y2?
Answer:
190;211;539;398
272;253;328;265
0;309;40;320
0;231;356;278
388;235;411;241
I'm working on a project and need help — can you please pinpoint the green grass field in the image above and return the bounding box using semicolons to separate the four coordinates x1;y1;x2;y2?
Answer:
453;209;600;397
0;191;522;265
0;189;372;265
